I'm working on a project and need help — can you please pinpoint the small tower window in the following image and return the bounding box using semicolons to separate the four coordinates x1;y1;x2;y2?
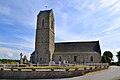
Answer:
51;20;54;29
74;56;77;61
40;58;42;61
59;56;62;61
90;56;93;62
42;19;44;27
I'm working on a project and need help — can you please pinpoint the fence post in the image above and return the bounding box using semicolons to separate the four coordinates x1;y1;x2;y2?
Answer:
90;67;92;69
75;68;78;71
84;67;86;70
51;69;54;71
32;68;36;71
66;69;69;71
1;68;4;71
11;68;13;71
18;69;21;71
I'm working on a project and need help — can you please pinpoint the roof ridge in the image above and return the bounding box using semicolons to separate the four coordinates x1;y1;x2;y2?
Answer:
55;41;99;44
37;9;52;16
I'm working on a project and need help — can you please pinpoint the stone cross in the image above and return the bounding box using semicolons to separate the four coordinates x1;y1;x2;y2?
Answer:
24;55;27;60
23;55;27;64
20;53;23;64
20;53;23;59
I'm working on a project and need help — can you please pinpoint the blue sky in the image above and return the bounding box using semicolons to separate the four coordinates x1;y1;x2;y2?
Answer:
0;0;120;61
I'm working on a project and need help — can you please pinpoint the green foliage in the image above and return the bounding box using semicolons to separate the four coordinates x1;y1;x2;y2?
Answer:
0;59;19;64
102;51;113;64
0;60;2;64
116;51;120;62
101;55;107;63
10;61;16;64
111;62;117;65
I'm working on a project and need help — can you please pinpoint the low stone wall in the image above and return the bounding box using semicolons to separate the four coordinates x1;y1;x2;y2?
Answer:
0;66;109;79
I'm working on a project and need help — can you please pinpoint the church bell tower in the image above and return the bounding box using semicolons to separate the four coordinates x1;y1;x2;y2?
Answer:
35;9;55;64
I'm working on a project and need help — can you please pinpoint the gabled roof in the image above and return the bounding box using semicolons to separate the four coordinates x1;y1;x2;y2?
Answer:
31;51;35;55
55;41;101;54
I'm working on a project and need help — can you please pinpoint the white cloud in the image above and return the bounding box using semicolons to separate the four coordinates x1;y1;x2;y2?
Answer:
0;47;30;60
0;1;38;28
53;0;120;62
15;35;35;48
0;41;34;50
70;0;90;11
0;5;11;15
7;52;13;57
100;0;118;8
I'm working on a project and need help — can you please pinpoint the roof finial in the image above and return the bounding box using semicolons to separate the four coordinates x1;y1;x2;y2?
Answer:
45;6;47;9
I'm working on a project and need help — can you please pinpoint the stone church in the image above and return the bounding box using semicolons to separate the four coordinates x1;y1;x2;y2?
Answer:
30;9;101;64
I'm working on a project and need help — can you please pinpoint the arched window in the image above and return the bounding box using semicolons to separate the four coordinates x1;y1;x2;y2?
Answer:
90;56;93;62
40;58;42;61
42;19;44;27
59;56;61;61
74;56;77;62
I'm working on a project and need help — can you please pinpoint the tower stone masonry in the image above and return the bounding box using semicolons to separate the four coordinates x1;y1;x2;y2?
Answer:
33;9;55;64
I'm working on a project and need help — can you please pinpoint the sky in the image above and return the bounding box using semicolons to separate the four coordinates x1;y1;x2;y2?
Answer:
0;0;120;61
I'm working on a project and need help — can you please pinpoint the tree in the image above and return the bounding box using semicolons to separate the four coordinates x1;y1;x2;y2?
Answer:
0;60;2;64
116;51;120;62
101;55;107;63
102;51;113;64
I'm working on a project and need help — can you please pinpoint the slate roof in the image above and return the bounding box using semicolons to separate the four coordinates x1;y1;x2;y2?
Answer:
55;41;101;54
31;51;35;55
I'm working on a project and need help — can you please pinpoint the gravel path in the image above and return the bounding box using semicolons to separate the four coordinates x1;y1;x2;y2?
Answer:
67;66;120;80
43;66;120;80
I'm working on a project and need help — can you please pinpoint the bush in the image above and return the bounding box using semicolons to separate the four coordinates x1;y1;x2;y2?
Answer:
116;62;120;66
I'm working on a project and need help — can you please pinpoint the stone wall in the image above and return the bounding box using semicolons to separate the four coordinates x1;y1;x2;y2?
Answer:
53;52;101;64
0;66;108;79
